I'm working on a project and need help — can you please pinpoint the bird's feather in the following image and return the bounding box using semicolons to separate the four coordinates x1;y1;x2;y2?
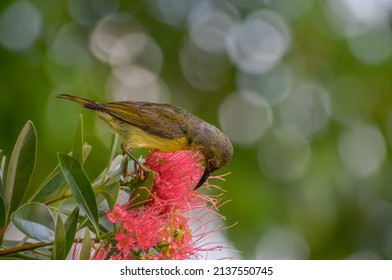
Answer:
100;102;189;139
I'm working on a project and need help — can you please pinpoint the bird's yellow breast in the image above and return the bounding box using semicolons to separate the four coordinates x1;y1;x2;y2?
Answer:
98;111;190;152
123;125;190;152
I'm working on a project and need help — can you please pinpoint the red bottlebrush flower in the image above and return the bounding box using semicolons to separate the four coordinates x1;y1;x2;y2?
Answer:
90;242;111;260
103;150;230;260
145;150;204;185
118;206;166;252
106;204;196;259
106;204;128;223
145;150;209;213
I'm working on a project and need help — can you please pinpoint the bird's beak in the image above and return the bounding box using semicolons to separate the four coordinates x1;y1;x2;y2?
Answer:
194;169;211;190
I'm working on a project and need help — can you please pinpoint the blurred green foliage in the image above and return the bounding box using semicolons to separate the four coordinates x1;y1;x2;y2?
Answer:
1;0;392;259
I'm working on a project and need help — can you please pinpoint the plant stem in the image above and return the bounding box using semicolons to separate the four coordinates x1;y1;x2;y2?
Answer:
0;242;53;256
0;233;116;257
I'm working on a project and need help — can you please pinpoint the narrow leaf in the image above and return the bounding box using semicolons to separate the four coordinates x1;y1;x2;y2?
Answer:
31;166;68;203
97;182;120;210
32;145;91;203
5;121;37;219
103;133;119;182
11;202;55;242
93;155;122;187
58;153;99;234
64;207;79;256
79;229;92;260
52;215;66;260
0;151;5;196
0;194;5;246
72;114;84;165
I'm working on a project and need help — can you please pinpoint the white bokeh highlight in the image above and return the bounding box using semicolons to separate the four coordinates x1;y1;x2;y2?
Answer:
89;13;144;65
226;10;290;74
218;91;273;146
338;124;386;177
280;83;331;139
0;1;42;51
236;63;294;106
255;226;310;259
258;126;312;182
106;65;170;103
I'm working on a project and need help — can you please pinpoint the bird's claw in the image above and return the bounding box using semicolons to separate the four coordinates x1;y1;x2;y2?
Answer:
119;146;151;185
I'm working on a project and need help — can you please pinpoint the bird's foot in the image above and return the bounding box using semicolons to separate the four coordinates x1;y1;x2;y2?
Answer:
120;144;151;183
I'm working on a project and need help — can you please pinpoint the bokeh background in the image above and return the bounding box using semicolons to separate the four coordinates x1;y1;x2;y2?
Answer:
1;0;392;259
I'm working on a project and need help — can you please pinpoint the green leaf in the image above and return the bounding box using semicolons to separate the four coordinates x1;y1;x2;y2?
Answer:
72;114;84;165
93;155;122;187
32;145;91;203
0;151;5;196
51;215;66;260
0;194;5;246
97;182;120;210
11;202;55;242
64;207;79;256
31;166;68;203
102;133;119;182
58;153;99;234
79;229;92;260
5;121;37;219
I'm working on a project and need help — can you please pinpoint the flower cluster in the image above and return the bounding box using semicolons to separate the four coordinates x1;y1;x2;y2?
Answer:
106;204;194;259
101;150;224;260
145;150;207;212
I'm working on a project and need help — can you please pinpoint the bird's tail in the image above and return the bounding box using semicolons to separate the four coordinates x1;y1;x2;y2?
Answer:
56;94;101;110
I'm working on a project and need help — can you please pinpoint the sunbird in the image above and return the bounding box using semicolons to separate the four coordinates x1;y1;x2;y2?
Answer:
57;94;233;189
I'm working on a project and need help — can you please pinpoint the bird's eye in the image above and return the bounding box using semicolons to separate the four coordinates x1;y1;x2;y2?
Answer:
208;161;216;170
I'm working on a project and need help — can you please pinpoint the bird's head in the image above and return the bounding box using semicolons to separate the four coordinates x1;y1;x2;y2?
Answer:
195;132;233;189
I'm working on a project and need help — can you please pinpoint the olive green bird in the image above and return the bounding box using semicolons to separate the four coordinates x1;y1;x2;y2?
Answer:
57;94;233;189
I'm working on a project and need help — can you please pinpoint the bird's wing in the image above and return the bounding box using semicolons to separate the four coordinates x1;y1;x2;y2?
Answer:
101;102;188;139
